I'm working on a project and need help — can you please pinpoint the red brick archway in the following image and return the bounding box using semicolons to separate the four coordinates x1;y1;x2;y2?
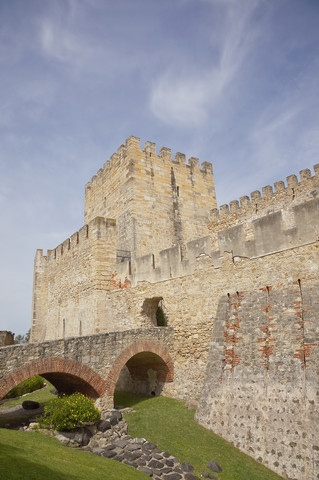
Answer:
105;340;174;397
0;357;107;399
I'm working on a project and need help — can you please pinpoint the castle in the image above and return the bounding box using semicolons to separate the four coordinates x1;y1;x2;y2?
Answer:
29;136;319;480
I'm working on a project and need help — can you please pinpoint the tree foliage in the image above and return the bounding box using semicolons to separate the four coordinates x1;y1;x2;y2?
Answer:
14;328;30;344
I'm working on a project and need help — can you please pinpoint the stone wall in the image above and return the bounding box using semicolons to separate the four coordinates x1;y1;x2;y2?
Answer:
0;331;14;346
84;136;216;260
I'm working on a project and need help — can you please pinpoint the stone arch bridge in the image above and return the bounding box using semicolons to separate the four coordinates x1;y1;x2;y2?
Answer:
0;328;174;407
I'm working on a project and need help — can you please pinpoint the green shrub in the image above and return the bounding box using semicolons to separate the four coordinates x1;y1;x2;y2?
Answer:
5;376;44;399
39;393;100;431
156;306;166;326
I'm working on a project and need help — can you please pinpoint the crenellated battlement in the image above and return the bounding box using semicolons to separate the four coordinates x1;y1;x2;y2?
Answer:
210;164;319;230
85;136;213;192
36;218;116;265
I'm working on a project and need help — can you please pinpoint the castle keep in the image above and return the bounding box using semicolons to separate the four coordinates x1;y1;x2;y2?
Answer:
22;137;319;479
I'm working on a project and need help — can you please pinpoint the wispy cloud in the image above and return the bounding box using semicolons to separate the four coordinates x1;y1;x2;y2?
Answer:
149;0;262;127
37;3;144;77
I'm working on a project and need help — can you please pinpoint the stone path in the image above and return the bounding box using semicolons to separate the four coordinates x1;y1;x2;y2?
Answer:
83;435;219;480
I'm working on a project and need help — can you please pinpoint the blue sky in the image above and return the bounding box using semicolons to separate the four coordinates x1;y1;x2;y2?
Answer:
1;0;319;336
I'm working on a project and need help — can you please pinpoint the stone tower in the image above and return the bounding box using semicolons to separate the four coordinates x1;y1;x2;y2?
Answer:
84;136;216;261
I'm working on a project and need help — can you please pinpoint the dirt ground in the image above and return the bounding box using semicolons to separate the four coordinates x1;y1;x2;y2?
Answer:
0;404;44;428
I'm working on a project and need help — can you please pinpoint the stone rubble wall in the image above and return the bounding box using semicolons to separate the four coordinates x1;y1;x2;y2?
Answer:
195;283;319;480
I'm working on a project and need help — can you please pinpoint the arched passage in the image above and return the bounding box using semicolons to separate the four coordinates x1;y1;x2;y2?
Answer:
0;357;107;400
106;340;174;399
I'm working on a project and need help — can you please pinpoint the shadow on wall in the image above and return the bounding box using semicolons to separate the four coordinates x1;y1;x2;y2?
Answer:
115;351;170;397
141;297;167;327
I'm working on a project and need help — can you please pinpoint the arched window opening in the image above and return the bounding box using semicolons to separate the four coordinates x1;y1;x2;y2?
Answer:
141;297;167;327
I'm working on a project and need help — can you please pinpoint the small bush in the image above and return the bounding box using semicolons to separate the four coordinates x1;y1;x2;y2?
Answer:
5;376;44;399
39;393;100;431
156;306;166;326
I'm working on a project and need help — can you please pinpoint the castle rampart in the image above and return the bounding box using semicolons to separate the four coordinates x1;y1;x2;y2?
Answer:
210;164;319;248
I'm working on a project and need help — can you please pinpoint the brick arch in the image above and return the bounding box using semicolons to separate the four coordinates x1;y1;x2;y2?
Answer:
0;357;107;400
105;340;174;397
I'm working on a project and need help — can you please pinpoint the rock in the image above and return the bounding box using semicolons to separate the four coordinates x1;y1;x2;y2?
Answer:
126;442;143;451
74;433;83;444
83;427;93;440
115;438;130;448
109;413;120;426
104;443;116;451
60;431;75;439
207;460;223;473
55;434;70;446
28;422;39;429
97;420;111;432
153;453;164;460
82;432;91;446
102;449;117;458
112;410;122;421
138;466;153;476
148;459;165;469
202;473;218;479
180;462;194;473
113;454;125;462
126;451;143;461
163;474;182;480
92;448;104;456
134;437;146;444
152;468;163;477
184;474;201;480
142;442;157;451
161;467;173;474
50;388;58;395
22;400;40;410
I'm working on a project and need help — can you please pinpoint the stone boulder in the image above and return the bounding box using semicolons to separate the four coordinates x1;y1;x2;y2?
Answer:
22;400;40;410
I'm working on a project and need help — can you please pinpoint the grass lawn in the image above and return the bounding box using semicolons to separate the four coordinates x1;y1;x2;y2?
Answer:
115;391;284;480
0;382;56;428
1;384;55;408
0;388;284;480
0;428;145;480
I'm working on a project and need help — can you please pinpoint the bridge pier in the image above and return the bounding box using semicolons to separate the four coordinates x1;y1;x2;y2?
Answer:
95;394;114;411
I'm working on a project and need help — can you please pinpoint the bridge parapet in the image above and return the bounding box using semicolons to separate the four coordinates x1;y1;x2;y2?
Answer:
0;327;174;401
